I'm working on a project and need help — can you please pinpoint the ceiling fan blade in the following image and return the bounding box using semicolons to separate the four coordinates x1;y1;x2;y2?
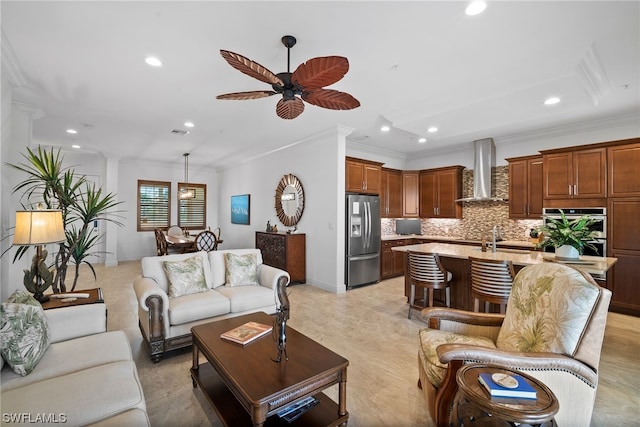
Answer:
219;50;283;86
216;91;277;100
292;56;350;90
276;97;305;119
302;89;361;110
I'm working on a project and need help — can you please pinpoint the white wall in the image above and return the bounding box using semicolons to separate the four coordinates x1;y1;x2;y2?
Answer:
217;126;349;293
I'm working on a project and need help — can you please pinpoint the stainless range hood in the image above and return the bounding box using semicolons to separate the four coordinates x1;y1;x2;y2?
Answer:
456;138;507;202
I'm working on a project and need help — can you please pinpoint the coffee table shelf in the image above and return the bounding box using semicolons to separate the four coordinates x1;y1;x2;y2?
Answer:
192;362;348;427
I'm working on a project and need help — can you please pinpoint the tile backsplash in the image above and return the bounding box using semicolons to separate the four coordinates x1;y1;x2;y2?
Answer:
381;166;542;241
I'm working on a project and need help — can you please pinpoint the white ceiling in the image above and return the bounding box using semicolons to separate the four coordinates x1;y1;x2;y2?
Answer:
2;1;639;169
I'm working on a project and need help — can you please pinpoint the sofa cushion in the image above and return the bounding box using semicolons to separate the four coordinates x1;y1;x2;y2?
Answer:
1;360;146;426
225;252;259;287
163;256;208;297
496;263;601;356
141;251;212;293
0;290;51;376
209;249;263;288
216;285;276;313
418;328;496;388
168;290;230;326
1;330;132;391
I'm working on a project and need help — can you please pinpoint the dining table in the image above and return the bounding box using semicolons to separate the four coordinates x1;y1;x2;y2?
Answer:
165;233;196;253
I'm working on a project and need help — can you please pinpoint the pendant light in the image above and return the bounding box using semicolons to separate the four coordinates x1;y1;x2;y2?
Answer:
179;153;196;200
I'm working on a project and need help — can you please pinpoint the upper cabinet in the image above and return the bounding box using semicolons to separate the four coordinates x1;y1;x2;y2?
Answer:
346;157;383;195
419;166;464;219
507;155;543;219
542;147;606;200
402;171;419;218
381;168;403;217
608;141;640;197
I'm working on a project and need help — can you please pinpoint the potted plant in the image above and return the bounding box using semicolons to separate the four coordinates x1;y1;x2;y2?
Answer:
533;210;599;259
6;146;123;293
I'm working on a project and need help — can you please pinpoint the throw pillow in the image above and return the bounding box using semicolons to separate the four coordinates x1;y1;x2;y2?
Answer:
225;253;259;287
0;290;51;376
163;256;208;298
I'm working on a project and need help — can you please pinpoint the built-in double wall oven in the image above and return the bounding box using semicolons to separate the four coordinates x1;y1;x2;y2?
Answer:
542;207;607;258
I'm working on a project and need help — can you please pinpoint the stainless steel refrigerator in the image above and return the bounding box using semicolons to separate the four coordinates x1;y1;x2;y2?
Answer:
345;194;381;289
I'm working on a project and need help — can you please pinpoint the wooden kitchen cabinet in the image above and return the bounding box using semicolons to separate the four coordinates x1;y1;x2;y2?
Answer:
402;171;419;217
507;155;543;219
542;147;606;200
381;239;412;279
607;197;640;316
346;157;383;194
255;232;306;284
419;166;464;219
381;168;402;218
608;141;640;197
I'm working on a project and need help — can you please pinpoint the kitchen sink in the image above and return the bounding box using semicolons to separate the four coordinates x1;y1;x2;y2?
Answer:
472;247;532;255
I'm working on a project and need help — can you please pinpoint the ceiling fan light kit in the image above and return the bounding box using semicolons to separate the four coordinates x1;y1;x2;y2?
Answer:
217;35;360;119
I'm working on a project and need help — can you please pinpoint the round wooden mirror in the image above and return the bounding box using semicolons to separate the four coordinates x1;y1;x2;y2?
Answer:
275;174;305;227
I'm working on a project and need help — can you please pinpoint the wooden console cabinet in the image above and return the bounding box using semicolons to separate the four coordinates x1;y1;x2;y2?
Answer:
255;232;306;284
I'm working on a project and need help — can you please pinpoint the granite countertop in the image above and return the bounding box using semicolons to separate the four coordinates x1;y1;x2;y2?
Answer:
391;242;617;276
382;234;536;249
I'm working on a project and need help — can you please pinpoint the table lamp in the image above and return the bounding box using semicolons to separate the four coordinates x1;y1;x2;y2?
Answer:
12;209;66;302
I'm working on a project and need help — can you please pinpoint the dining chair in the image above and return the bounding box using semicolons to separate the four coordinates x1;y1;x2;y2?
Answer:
469;257;515;314
212;227;223;249
167;225;183;237
407;251;452;319
154;228;168;256
195;230;217;252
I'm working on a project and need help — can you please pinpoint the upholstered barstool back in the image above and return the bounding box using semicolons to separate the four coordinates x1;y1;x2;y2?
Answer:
469;257;515;314
407;251;452;319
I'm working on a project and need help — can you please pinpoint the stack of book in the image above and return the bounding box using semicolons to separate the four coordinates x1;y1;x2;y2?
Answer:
220;321;272;345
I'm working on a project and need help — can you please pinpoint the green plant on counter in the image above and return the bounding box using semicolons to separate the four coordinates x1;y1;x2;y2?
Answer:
533;210;599;255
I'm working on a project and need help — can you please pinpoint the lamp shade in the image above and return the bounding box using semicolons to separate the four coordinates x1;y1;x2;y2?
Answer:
13;210;66;246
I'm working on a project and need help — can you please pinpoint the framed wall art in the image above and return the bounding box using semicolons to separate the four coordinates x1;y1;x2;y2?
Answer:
231;194;250;225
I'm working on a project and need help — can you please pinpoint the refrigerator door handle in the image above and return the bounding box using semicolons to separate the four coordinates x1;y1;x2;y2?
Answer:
349;253;379;262
366;201;372;249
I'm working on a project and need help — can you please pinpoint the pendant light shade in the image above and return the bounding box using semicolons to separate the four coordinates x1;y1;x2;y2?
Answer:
179;153;196;200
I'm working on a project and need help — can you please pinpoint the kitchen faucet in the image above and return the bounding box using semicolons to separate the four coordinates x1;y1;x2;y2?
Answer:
492;225;502;253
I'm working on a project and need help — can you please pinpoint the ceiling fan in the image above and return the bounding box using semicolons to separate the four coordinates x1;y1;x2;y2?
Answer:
216;35;360;120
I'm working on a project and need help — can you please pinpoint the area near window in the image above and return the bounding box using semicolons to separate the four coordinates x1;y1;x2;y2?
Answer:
138;180;171;232
178;183;206;230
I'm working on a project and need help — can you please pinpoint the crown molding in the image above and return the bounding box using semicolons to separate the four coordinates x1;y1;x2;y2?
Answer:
346;139;409;161
2;29;27;88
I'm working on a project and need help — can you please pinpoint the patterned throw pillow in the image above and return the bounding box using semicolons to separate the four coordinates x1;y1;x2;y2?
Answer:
163;256;208;298
225;253;259;287
0;290;51;376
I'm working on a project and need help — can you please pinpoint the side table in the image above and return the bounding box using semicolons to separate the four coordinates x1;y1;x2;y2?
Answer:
41;288;104;310
453;364;559;427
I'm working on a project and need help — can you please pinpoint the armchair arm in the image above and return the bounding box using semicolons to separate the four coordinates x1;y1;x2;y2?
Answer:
45;304;107;344
421;307;505;342
258;264;290;290
436;344;598;385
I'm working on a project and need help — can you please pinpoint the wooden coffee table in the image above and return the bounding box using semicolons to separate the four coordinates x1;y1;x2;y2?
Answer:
453;364;559;426
190;312;349;427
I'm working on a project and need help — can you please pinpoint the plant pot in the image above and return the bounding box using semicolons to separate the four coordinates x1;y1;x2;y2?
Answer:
556;244;579;260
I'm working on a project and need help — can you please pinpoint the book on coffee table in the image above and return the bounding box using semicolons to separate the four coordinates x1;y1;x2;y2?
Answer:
220;321;273;345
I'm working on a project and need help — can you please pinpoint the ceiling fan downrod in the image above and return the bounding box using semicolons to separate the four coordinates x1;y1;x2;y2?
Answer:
281;35;296;73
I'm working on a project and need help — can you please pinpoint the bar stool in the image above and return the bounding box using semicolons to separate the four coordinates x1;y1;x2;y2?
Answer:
469;257;515;314
407;251;452;319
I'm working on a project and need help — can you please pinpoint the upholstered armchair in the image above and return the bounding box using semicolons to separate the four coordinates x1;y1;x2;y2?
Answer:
417;262;612;427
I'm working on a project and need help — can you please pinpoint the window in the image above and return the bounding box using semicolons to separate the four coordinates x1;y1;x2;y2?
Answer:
137;180;171;232
178;183;206;230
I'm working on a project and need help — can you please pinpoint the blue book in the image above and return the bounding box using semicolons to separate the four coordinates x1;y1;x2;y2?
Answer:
478;372;537;399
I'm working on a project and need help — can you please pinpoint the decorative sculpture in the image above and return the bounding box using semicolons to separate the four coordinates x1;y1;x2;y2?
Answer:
23;248;54;303
272;276;290;363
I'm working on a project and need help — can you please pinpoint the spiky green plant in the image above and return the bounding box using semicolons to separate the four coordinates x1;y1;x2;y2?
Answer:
534;210;599;255
6;146;124;292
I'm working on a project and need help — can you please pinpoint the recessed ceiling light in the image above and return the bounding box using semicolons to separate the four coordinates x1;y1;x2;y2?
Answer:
544;97;561;105
427;127;438;133
66;129;77;134
418;138;427;143
184;121;195;128
465;1;487;16
145;56;162;67
380;125;390;132
72;144;81;149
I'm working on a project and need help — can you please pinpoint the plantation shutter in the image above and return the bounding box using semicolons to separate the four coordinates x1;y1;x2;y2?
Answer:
138;180;171;231
178;183;206;229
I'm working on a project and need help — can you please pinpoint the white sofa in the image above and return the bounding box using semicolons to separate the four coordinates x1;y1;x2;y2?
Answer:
0;304;149;426
133;249;290;362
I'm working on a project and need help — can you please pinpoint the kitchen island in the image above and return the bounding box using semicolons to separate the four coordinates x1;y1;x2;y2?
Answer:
392;242;617;311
